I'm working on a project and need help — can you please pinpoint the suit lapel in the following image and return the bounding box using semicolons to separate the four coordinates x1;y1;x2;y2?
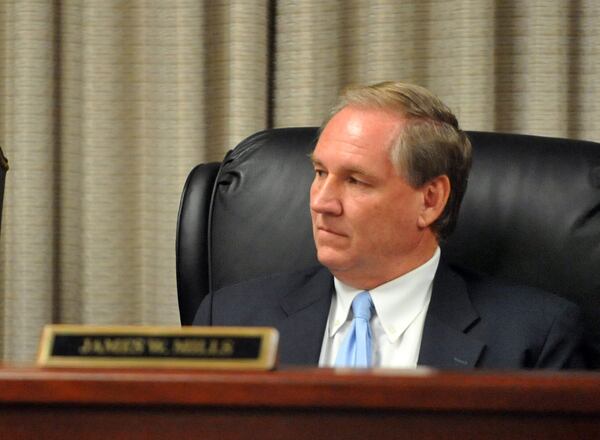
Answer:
277;267;333;365
272;263;485;368
418;262;485;369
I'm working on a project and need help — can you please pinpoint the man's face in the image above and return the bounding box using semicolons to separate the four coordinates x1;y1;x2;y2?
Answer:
310;106;432;288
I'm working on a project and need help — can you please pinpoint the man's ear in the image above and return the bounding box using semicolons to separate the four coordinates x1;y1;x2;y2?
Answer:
417;175;450;229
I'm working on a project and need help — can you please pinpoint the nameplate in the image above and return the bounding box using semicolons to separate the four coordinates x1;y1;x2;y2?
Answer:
37;325;279;370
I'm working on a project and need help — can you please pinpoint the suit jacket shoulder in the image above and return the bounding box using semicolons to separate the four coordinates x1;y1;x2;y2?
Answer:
193;266;333;365
420;263;585;369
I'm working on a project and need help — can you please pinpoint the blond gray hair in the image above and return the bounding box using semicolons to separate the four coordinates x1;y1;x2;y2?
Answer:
323;81;472;240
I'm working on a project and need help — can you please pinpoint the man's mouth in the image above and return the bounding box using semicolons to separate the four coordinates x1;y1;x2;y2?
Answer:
317;225;346;237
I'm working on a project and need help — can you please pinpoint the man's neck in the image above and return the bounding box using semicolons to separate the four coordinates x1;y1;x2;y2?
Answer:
333;242;440;291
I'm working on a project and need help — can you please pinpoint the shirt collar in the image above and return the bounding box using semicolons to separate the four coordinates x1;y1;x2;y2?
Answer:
329;247;441;342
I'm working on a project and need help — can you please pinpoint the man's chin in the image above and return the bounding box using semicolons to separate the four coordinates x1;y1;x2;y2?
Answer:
316;249;354;273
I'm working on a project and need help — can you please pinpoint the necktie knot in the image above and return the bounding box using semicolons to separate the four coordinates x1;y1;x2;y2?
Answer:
352;291;373;321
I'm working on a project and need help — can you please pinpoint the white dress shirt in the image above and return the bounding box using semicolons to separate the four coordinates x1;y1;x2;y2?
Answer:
318;248;441;368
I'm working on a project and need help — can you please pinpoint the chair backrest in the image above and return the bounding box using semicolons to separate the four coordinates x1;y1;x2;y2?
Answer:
0;147;7;235
176;128;600;368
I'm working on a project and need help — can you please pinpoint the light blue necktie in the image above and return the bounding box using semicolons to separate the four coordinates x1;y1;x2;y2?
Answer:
335;291;374;368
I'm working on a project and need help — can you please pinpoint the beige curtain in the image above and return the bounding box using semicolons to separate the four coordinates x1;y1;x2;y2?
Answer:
0;0;598;362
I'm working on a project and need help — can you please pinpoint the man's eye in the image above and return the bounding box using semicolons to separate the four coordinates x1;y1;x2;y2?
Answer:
348;177;362;185
315;169;326;177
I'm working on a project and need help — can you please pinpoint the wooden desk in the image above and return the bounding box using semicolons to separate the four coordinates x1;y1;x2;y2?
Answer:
0;366;599;439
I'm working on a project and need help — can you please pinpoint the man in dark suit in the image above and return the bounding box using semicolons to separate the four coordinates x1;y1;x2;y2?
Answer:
194;81;584;369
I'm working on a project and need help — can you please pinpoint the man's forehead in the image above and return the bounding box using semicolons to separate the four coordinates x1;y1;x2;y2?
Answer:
344;116;365;137
319;106;405;147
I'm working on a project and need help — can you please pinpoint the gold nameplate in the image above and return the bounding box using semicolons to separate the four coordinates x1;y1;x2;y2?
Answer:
37;325;279;370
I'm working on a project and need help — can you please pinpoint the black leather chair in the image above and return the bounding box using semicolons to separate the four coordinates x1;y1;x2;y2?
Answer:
176;128;600;368
0;147;7;235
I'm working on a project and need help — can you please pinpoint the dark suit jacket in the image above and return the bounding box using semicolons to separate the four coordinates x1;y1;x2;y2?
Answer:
193;263;585;369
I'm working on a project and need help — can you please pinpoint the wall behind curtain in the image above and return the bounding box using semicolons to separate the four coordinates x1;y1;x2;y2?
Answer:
0;0;598;362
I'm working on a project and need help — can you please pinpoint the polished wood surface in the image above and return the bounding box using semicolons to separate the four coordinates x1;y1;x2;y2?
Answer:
1;366;599;439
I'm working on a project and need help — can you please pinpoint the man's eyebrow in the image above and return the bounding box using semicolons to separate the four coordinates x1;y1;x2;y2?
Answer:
309;153;321;166
308;154;374;178
344;165;373;177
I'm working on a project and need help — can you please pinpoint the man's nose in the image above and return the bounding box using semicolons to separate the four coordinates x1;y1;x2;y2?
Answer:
310;178;343;216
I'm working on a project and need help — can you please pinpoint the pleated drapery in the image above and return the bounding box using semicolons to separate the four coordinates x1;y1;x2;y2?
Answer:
0;0;598;362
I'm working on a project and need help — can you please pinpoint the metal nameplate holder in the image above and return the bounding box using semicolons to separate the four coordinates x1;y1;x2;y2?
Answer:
37;324;279;370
